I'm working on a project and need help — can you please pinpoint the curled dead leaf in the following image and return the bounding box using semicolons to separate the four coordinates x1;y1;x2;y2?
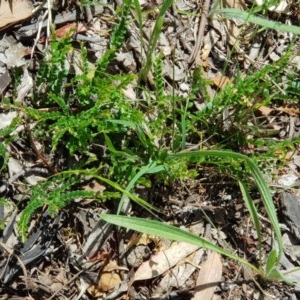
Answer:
211;74;231;89
87;261;123;297
98;272;122;292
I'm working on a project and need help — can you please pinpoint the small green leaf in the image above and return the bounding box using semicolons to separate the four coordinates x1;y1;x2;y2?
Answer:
266;249;278;276
266;267;294;285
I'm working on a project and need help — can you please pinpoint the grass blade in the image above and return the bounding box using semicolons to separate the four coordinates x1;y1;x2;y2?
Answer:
168;150;283;263
100;213;261;274
139;0;174;81
266;249;278;276
60;169;157;213
212;9;300;35
132;0;145;55
238;178;262;264
117;161;165;214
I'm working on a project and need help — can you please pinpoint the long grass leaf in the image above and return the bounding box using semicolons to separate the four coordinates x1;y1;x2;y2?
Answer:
132;0;145;54
100;214;261;274
60;170;157;213
212;9;300;35
238;178;262;263
139;0;174;81
168;150;283;262
117;161;165;214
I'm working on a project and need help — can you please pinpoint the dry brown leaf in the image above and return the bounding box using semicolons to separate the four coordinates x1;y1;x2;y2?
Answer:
88;261;123;297
40;22;88;43
83;180;106;193
127;232;161;249
222;0;247;48
223;0;247;9
133;242;199;281
258;105;300;118
192;252;223;300
258;105;273;116
0;0;33;29
98;272;122;292
211;74;231;89
276;106;300;116
156;248;205;293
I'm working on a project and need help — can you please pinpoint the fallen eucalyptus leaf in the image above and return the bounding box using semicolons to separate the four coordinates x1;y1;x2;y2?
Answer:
0;0;33;29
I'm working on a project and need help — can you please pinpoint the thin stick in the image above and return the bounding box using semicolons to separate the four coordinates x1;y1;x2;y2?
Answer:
188;0;211;65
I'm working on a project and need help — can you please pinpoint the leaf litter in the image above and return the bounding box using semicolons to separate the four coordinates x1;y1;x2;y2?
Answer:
0;0;299;299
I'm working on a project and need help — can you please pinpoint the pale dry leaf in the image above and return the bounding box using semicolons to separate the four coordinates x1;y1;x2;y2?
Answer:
8;156;23;178
157;249;205;293
247;41;261;62
224;17;244;47
277;173;298;187
97;261;123;292
86;261;124;297
16;67;33;102
291;55;300;70
38;273;54;287
82;180;106;193
0;70;12;95
258;105;272;116
223;0;247;9
211;74;231;89
122;84;136;101
276;106;300;116
98;272;122;292
270;52;280;62
54;268;68;285
0;0;33;29
0;36;29;68
133;242;199;281
164;63;186;81
192;252;223;300
222;0;247;48
292;154;300;168
0;111;17;129
116;52;136;71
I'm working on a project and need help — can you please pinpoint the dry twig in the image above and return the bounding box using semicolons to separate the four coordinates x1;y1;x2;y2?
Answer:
188;0;211;65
